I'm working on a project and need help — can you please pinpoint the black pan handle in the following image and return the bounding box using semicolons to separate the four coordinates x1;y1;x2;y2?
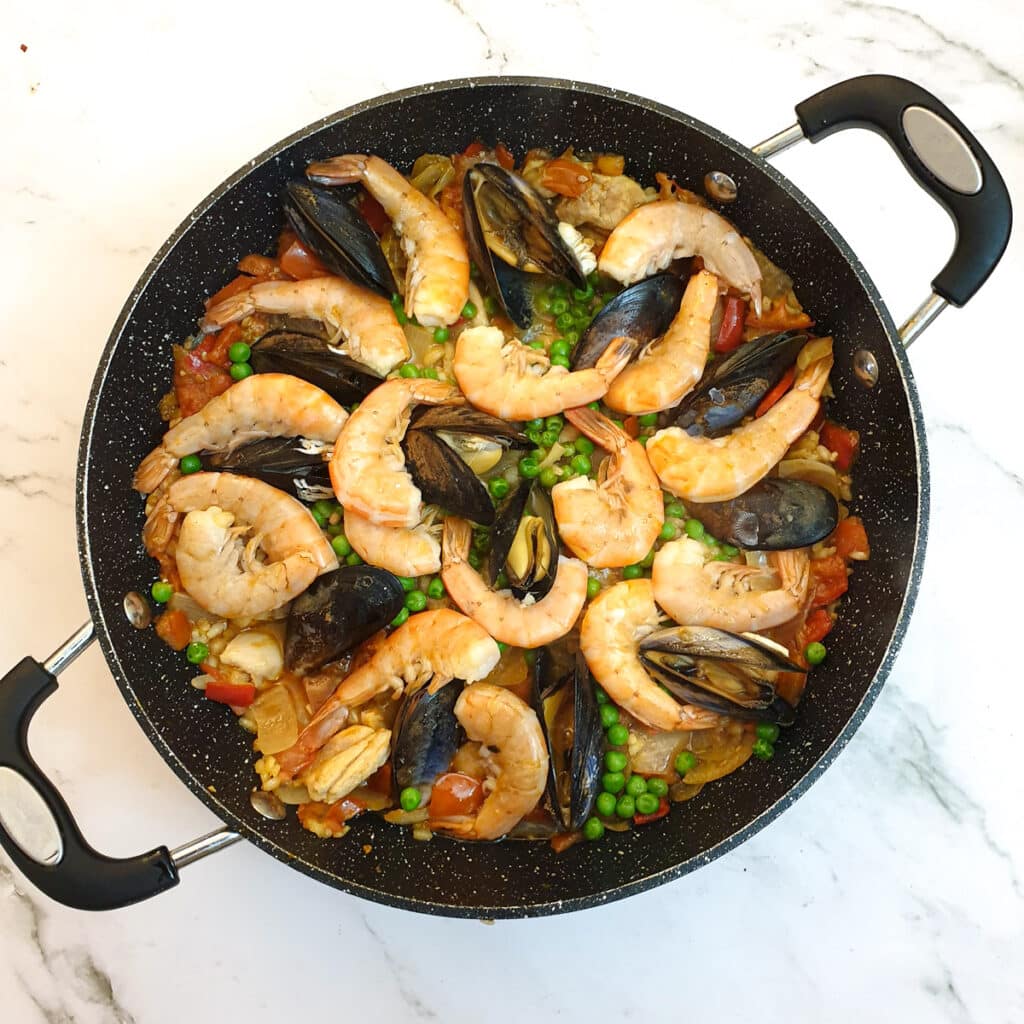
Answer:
0;627;180;910
791;74;1012;308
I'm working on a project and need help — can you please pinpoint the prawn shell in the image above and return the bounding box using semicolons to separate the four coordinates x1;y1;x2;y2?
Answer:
572;274;684;370
401;430;496;526
487;481;558;600
283;181;396;298
671;330;810;437
392;679;464;800
284;565;406;674
250;330;383;405
685;478;839;551
201;436;333;503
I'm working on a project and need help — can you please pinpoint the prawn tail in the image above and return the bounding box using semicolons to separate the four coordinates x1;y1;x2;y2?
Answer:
564;405;628;451
134;446;177;494
595;336;639;381
203;289;256;330
306;155;368;186
442;516;473;567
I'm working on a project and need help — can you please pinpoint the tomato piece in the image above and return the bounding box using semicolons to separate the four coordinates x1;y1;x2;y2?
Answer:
755;365;796;417
541;158;592;198
634;798;670;825
623;416;640;439
237;253;281;277
359;192;390;236
799;608;834;648
550;831;583;853
366;762;393;795
204;681;256;707
297;797;365;835
745;304;814;331
172;345;233;417
494;143;515;169
155;609;191;651
429;772;485;818
714;296;747;353
279;238;331;280
193;322;241;368
206;273;256;310
820;420;860;472
462;140;487;158
809;554;849;607
832;516;870;561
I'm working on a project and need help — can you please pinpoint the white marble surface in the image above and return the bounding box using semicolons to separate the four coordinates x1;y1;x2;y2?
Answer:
2;1;1022;1020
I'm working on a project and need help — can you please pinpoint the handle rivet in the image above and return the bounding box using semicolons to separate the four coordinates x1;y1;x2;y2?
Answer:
123;592;153;629
853;349;879;388
704;171;738;203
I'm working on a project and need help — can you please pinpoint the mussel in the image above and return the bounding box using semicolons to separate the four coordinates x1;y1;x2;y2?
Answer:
402;430;495;525
284;566;405;673
392;679;464;802
410;405;530;475
532;648;603;830
250;330;383;405
639;626;801;724
572;274;684;370
283;181;396;297
487;481;558;600
671;330;810;436
463;163;586;328
202;436;333;502
684;478;838;550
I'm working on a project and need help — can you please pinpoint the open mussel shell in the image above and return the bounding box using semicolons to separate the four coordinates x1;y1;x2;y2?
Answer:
202;437;333;503
284;566;405;674
250;330;382;405
572;274;684;370
410;405;531;475
686;478;838;550
487;481;558;600
671;330;810;437
283;181;396;298
532;648;603;830
402;430;495;526
639;626;800;725
463;163;586;328
392;679;464;799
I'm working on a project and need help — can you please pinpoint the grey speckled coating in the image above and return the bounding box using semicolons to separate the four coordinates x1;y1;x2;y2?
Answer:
75;78;928;918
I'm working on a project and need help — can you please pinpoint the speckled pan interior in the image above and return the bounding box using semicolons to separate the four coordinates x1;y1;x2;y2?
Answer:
76;78;928;918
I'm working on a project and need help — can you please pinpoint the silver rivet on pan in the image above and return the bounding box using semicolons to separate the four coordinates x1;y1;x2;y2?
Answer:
250;789;286;820
853;349;879;388
123;591;152;629
704;171;738;203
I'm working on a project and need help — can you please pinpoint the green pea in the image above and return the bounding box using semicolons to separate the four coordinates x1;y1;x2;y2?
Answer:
720;543;739;556
495;571;509;590
550;297;569;316
484;295;499;316
587;401;600;411
536;294;553;315
595;792;617;817
583;816;605;841
637;435;648;447
229;362;253;381
327;521;344;537
665;501;686;519
615;794;636;819
331;535;352;559
398;576;418;592
639;548;656;569
604;750;628;773
637;412;659;428
421;366;440;380
394;307;409;325
586;577;601;599
805;642;827;665
611;419;625;430
519;457;540;478
531;447;548;462
468;550;482;570
570;453;592;475
488;477;510;500
405;590;428;613
399;786;421;811
391;607;410;628
560;467;578;482
573;284;595;302
539;466;559;489
150;581;173;604
186;641;208;665
432;327;449;344
540;428;560;448
607;723;630;747
461;301;478;320
659;521;678;541
528;340;546;351
544;415;563;432
674;751;697;775
599;703;620;729
523;649;536;666
525;418;544;432
570;302;589;321
345;552;363;566
756;722;781;742
179;454;202;475
228;341;251;364
622;564;644;580
646;777;669;798
602;771;626;795
525;428;543;446
594;685;609;704
550;354;571;369
398;363;419;378
752;738;775;761
472;531;490;552
549;339;571;359
551;282;569;300
427;577;446;600
565;329;581;345
684;518;705;540
496;641;508;654
574;437;595;456
313;499;335;519
311;506;328;528
554;312;574;332
625;775;647;798
634;793;660;816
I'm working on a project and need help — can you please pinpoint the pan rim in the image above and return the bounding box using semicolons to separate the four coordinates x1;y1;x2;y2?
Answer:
75;75;929;918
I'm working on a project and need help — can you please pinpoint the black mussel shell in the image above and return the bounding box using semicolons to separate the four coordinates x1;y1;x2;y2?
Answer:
283;181;396;297
639;625;801;724
671;330;810;437
487;481;557;600
392;680;464;799
409;405;530;446
572;274;684;370
250;330;382;405
685;478;839;551
402;430;495;526
202;437;333;503
284;566;405;674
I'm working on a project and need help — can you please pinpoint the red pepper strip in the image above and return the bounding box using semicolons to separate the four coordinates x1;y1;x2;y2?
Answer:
193;322;241;368
204;681;256;707
755;365;796;417
713;296;747;353
462;140;487;158
634;798;670;825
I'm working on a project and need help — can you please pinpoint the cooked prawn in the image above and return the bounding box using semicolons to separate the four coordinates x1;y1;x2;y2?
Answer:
551;407;662;568
441;518;587;648
202;277;409;376
166;472;337;619
306;154;469;327
433;683;548;841
134;373;347;495
599;199;762;314
276;609;499;780
580;579;720;732
344;507;441;577
604;270;719;414
646;338;833;502
653;538;809;632
453;325;636;421
330;377;461;528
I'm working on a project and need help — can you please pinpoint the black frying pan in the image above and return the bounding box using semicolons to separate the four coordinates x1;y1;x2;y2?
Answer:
0;75;1010;917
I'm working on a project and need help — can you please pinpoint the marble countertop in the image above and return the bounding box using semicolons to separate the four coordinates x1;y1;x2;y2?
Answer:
2;1;1021;1020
